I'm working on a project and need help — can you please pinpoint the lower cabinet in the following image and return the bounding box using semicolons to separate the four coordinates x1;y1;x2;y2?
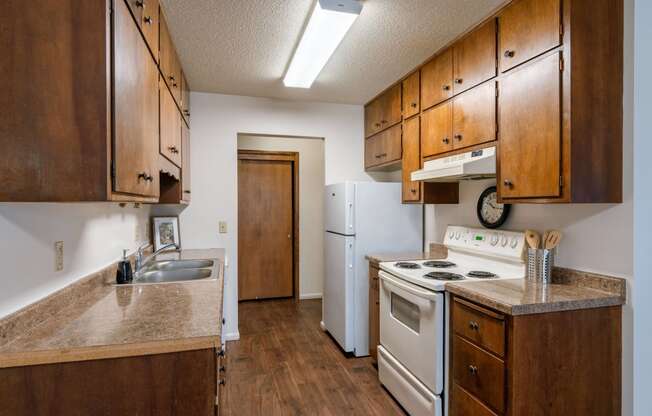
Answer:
449;296;621;416
0;348;220;416
369;263;380;364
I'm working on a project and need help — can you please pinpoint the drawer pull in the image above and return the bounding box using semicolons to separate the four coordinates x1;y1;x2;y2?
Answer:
503;179;514;189
442;85;450;91
143;16;152;24
442;137;449;144
375;153;387;159
468;365;479;375
504;50;515;58
469;321;479;330
454;134;463;141
410;102;417;108
454;78;463;84
375;123;381;128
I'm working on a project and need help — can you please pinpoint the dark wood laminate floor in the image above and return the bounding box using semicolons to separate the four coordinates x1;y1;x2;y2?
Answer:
222;299;406;416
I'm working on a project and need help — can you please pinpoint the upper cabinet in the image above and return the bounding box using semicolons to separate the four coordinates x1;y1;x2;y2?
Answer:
364;124;402;170
402;72;420;119
125;0;160;59
364;84;402;137
160;78;183;168
159;10;183;105
452;81;496;150
181;71;191;123
499;0;561;73
421;48;453;110
452;19;497;95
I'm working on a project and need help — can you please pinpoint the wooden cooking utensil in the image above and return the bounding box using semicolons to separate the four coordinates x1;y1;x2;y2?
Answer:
544;230;563;249
542;230;550;247
525;229;541;249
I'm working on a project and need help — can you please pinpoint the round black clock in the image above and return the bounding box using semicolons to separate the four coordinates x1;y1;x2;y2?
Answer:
477;186;511;229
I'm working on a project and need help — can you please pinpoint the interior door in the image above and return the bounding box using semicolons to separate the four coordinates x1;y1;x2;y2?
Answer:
402;117;421;202
238;158;294;300
452;81;496;150
499;53;561;198
453;19;497;95
113;0;159;197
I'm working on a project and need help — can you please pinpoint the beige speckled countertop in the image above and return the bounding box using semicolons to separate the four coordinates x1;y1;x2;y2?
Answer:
0;249;224;368
366;244;448;265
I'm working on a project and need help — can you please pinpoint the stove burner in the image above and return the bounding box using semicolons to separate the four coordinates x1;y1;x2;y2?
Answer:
467;270;498;279
394;262;421;269
423;260;457;268
424;272;465;281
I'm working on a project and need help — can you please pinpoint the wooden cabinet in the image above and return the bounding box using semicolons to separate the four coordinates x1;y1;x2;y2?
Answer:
159;10;182;105
181;121;192;202
449;296;622;416
364;85;402;137
125;0;159;59
421;102;452;157
402;72;420;119
181;71;191;122
160;79;183;167
368;264;380;364
402;117;421;202
498;0;561;73
421;48;453;110
364;125;402;170
452;81;496;150
453;19;497;95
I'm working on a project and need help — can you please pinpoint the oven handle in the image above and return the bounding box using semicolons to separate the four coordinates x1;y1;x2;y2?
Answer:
379;271;439;302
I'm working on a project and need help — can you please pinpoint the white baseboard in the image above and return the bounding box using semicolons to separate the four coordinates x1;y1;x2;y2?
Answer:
300;292;323;300
223;331;240;342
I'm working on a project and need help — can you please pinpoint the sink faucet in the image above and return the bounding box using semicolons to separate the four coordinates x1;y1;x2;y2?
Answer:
135;243;180;273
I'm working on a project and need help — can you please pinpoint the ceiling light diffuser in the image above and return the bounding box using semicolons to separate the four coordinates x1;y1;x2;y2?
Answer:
283;0;363;88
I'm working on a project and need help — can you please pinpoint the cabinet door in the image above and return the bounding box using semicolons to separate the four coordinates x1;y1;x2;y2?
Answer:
365;125;402;168
499;0;561;73
499;53;561;198
380;84;402;128
181;71;190;122
402;117;421;202
140;0;159;59
421;102;453;158
453;19;497;95
113;0;159;197
364;135;378;169
365;101;380;137
181;121;191;202
160;80;182;167
452;81;496;150
402;72;420;119
421;48;453;110
159;11;182;104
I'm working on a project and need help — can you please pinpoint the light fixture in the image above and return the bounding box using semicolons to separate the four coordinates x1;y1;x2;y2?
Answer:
283;0;362;88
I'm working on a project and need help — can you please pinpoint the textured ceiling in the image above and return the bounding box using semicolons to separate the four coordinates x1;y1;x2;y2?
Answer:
160;0;505;104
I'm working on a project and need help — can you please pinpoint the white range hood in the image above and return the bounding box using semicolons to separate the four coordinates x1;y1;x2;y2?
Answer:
411;146;496;182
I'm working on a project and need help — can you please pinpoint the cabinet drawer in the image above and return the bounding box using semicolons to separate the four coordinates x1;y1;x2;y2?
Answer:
450;383;498;416
364;125;402;169
453;297;505;357
452;335;505;414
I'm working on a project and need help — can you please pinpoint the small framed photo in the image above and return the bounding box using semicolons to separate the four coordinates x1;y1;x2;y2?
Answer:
152;216;181;251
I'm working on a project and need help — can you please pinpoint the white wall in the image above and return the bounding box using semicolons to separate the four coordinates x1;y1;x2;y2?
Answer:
180;92;378;340
237;134;326;299
633;0;652;413
0;203;150;317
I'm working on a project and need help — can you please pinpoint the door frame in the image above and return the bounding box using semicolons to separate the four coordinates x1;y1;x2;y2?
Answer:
237;150;300;301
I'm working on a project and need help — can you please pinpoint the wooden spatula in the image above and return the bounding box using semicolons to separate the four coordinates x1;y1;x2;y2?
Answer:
544;230;563;249
525;230;541;249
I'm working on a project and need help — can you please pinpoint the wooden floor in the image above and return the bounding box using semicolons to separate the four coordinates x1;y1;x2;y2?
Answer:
222;299;406;416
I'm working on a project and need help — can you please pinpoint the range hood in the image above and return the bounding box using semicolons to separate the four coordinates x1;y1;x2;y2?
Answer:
411;146;496;182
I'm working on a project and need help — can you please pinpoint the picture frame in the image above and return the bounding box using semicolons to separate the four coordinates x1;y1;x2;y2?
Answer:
151;216;181;251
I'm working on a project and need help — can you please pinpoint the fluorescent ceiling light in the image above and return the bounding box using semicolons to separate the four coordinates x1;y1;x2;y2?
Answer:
283;0;362;88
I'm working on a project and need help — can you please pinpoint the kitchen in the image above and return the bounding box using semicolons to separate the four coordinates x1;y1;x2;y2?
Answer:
0;0;650;415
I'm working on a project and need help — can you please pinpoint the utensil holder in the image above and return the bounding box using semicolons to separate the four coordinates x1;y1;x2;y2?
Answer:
527;248;555;284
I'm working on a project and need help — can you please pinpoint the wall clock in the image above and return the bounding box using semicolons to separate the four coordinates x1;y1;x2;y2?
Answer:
477;186;511;229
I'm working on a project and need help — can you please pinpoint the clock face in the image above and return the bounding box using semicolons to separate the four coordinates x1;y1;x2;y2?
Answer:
477;186;511;229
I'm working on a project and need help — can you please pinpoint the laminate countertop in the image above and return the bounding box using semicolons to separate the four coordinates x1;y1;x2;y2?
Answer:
366;244;448;265
0;249;224;368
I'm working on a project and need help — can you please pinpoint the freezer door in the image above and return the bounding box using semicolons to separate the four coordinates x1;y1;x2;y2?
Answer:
325;182;355;235
323;232;355;352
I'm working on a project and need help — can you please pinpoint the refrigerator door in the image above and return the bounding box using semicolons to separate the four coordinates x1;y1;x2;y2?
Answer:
325;182;355;235
323;231;356;352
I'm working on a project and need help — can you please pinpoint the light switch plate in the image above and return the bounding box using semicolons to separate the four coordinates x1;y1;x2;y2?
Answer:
54;241;64;271
219;221;227;234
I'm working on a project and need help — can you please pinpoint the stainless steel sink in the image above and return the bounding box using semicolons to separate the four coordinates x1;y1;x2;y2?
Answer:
133;268;212;284
143;259;214;271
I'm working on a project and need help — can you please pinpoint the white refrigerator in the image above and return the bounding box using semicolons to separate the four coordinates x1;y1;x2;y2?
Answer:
322;181;423;357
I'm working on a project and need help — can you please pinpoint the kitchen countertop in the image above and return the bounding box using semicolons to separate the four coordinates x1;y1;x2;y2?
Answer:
366;244;448;265
0;249;225;368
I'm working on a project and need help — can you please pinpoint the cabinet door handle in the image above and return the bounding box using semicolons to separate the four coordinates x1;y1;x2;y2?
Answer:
168;146;179;154
442;85;450;91
375;153;387;159
410;188;417;194
184;190;191;194
381;120;388;124
454;78;463;84
410;102;417;108
218;379;226;386
135;0;144;7
454;134;462;141
468;365;479;375
442;137;449;144
504;179;514;189
469;321;479;330
375;123;381;128
184;110;191;116
143;16;152;24
504;50;515;58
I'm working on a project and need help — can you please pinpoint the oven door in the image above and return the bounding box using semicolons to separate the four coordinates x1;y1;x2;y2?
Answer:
379;270;444;394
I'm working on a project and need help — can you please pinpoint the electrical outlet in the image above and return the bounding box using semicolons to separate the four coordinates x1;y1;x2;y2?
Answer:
219;221;227;234
54;241;64;271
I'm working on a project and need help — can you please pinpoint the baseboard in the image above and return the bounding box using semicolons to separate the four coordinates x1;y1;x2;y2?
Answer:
299;292;322;300
223;331;240;342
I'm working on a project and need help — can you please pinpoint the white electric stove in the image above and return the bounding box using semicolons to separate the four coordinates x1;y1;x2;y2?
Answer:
376;226;526;416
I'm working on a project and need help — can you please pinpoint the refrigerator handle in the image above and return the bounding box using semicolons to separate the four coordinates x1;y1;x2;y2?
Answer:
348;203;354;231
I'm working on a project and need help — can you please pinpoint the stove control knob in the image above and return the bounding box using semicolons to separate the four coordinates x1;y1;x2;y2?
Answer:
455;231;461;240
501;236;509;247
490;234;499;246
510;236;519;248
448;230;455;239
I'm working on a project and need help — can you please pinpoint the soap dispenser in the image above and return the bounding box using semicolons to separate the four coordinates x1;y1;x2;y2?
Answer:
116;249;133;284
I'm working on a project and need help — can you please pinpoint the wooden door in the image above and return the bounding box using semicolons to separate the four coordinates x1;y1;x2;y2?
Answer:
402;72;420;118
140;0;159;58
499;53;561;199
453;19;497;95
380;84;402;129
238;156;295;300
499;0;561;73
159;11;182;103
365;124;402;168
181;71;191;122
452;81;496;150
421;102;453;157
113;0;159;197
160;80;182;167
181;121;191;202
421;48;453;110
402;117;421;202
364;101;379;137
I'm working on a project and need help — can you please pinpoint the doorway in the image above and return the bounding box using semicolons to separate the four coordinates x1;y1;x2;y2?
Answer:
237;150;299;301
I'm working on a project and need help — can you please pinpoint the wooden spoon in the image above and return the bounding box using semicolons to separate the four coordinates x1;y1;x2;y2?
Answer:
544;230;563;250
525;229;541;249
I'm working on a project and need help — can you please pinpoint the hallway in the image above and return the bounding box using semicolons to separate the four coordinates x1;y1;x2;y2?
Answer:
221;299;406;415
